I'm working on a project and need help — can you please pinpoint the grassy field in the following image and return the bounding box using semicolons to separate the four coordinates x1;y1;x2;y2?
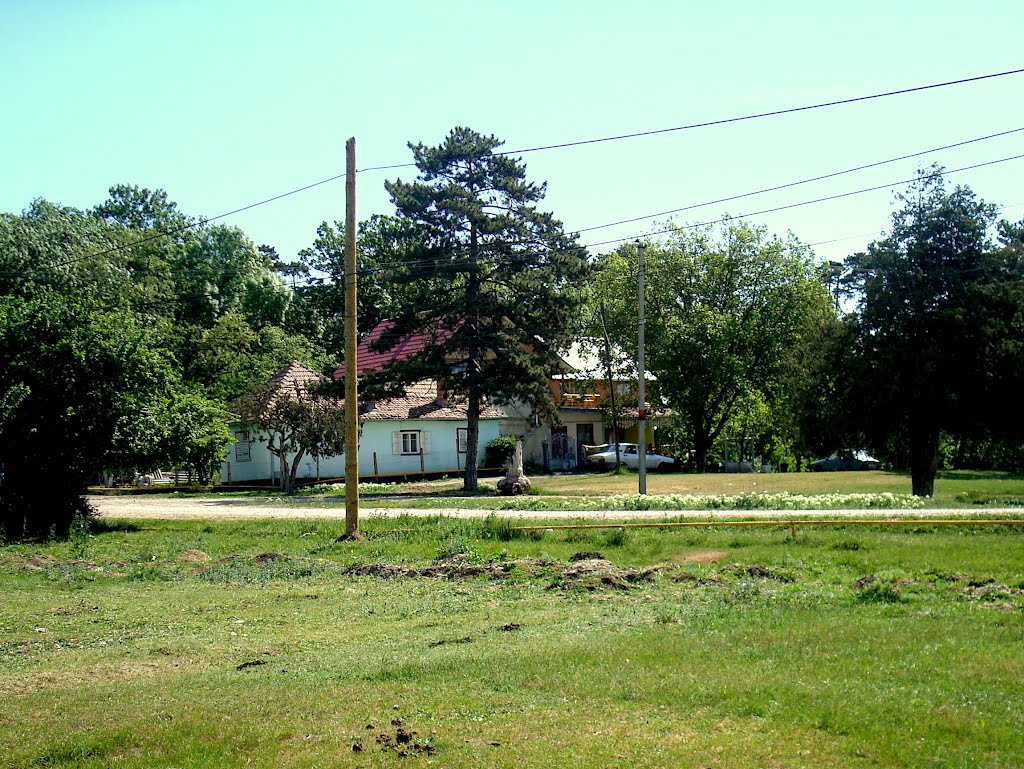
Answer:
3;515;1023;767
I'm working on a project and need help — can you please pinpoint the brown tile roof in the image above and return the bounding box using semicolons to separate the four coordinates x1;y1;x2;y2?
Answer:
334;320;458;378
236;361;340;421
361;379;505;421
269;360;327;394
243;365;503;423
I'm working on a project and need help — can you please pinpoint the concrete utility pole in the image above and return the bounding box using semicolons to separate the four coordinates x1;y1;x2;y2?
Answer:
344;137;359;536
636;241;647;496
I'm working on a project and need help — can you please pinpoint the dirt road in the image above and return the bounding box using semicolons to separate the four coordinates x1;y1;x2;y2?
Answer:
89;496;1021;522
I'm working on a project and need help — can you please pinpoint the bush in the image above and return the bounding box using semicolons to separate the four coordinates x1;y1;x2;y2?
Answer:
485;435;519;468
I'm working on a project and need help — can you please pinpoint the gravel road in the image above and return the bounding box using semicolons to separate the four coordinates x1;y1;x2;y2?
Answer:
88;496;1023;522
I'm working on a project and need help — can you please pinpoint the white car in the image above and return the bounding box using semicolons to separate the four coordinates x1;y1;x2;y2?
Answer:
589;443;676;471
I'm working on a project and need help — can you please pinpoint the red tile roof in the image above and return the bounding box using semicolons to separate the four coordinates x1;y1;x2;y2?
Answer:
334;320;458;379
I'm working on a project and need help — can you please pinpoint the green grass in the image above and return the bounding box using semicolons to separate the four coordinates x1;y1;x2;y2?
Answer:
4;516;1023;767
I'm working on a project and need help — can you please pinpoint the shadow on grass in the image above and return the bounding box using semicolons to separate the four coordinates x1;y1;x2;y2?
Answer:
89;518;144;534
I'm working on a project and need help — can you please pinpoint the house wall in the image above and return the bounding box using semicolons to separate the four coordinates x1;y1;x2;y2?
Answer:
222;419;502;483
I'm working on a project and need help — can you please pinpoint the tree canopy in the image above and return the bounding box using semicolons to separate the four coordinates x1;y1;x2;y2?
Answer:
594;220;830;470
370;127;590;490
0;186;326;537
844;168;1023;495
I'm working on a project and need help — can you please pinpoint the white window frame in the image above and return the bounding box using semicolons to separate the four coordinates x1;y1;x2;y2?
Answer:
401;430;419;455
457;428;468;454
393;429;430;456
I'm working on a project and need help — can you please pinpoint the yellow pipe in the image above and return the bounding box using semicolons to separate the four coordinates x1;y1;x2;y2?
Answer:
510;518;1024;531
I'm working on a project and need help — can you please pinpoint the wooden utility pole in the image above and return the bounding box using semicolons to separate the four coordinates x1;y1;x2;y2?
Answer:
344;137;359;536
636;241;647;495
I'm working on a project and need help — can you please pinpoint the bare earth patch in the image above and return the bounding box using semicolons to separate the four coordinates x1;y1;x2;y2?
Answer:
673;550;730;564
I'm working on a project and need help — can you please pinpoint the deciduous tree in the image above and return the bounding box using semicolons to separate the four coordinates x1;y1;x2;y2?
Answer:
595;220;828;471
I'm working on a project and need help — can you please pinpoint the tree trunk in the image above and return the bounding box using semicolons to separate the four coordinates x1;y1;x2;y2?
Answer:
290;449;306;493
909;422;940;497
279;453;291;492
693;432;712;473
463;210;481;493
465;390;480;492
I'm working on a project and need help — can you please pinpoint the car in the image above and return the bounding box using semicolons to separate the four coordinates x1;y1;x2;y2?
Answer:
810;450;883;472
588;443;677;472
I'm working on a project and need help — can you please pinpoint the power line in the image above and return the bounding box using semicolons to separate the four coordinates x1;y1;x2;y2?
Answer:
356;68;1024;168
9;155;1021;285
47;172;348;270
577;126;1024;233
39;68;1023;273
806;202;1024;250
501;68;1024;155
581;153;1024;249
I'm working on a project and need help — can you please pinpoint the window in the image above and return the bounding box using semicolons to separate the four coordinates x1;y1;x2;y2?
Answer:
457;428;468;453
402;430;418;455
234;431;251;462
393;430;431;455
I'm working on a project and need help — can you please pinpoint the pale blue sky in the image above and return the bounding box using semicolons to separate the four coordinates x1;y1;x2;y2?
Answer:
3;0;1022;266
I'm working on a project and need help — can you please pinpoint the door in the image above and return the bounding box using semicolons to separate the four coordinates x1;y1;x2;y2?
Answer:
576;423;595;463
550;426;568;470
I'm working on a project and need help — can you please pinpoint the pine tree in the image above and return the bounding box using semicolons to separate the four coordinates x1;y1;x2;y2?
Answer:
377;127;589;490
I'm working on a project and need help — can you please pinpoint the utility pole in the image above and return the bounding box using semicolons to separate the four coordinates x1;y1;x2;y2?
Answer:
636;241;647;495
344;137;359;536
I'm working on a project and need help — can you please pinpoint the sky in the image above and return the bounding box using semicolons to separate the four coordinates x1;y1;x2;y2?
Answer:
2;0;1023;268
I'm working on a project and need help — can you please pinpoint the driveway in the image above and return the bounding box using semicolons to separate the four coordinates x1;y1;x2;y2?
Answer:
88;496;1022;522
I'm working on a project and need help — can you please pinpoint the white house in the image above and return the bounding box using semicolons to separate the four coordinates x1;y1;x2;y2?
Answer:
222;362;504;485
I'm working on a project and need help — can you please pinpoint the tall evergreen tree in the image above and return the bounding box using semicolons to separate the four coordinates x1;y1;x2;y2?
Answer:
848;167;1012;496
375;127;590;490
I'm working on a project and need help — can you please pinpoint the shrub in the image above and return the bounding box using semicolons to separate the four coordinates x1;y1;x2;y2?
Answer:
485;435;519;468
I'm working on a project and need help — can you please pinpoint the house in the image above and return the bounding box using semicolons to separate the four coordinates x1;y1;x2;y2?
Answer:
503;341;666;470
223;353;505;485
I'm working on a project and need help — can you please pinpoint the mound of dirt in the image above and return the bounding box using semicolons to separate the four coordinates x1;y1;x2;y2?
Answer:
552;558;662;590
374;727;436;757
569;551;605;562
673;550;729;564
253;552;287;565
178;550;211;562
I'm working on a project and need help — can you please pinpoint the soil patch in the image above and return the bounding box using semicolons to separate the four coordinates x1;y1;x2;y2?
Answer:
428;636;473;648
370;725;436;757
178;550;211;563
551;558;663;590
569;551;605;562
673;550;729;564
